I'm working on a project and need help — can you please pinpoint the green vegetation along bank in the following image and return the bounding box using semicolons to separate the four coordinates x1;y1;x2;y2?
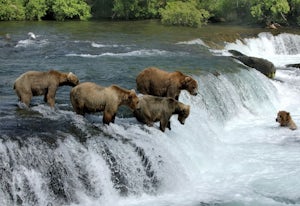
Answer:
1;0;300;28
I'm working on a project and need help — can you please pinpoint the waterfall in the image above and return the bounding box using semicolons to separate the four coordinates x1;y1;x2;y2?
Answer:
2;31;300;206
224;32;300;67
0;66;279;206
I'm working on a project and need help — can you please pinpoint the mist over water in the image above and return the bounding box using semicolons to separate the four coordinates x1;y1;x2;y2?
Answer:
1;21;300;206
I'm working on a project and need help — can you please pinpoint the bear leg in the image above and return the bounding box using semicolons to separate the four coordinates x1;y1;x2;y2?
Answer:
47;97;55;108
43;89;49;102
20;93;32;107
46;88;56;107
159;119;169;132
103;111;114;124
74;105;85;115
167;121;171;130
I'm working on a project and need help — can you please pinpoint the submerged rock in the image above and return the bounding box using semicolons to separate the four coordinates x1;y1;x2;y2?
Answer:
286;63;300;68
229;49;276;79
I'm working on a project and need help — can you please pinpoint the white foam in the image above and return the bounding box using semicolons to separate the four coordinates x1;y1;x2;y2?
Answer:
66;49;185;58
176;38;208;47
221;32;300;67
91;42;120;48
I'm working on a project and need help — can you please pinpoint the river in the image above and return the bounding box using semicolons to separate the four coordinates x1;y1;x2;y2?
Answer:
1;20;300;206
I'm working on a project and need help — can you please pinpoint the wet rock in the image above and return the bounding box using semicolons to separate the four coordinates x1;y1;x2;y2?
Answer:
229;50;276;78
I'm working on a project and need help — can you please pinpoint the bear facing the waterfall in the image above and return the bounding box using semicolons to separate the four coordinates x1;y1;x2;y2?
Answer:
276;111;297;130
136;67;198;100
133;95;190;132
14;70;79;107
70;82;139;124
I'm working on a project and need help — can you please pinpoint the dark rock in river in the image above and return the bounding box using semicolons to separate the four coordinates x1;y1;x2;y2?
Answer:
286;63;300;68
228;50;276;79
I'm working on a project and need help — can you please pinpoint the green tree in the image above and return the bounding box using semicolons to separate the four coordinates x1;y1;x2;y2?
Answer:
112;0;138;19
90;0;113;18
159;0;210;27
199;0;252;22
51;0;91;20
250;0;290;23
24;0;47;20
112;0;163;19
0;0;25;20
288;0;300;25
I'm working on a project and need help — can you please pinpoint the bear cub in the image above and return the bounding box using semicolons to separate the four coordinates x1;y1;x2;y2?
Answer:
276;110;297;130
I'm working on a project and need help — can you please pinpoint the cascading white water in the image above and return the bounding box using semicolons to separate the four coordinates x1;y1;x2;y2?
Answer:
223;32;300;66
1;32;300;206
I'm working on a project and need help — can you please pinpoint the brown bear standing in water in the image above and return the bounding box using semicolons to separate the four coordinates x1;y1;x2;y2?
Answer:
276;111;297;130
70;82;139;124
133;95;190;132
14;70;79;107
136;67;198;100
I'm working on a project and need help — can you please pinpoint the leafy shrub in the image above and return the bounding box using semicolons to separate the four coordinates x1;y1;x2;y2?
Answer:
0;0;25;20
25;0;47;20
0;0;91;21
250;0;290;23
159;0;209;27
112;0;161;20
52;0;91;21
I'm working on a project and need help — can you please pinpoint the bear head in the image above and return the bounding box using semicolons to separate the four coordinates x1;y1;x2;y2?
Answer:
66;72;79;86
177;103;190;125
183;76;198;96
276;110;291;126
127;89;140;110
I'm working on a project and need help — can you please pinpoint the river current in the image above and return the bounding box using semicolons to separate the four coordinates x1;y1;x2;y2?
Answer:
1;21;300;206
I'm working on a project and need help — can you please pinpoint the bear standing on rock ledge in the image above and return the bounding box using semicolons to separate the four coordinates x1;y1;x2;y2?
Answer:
136;67;198;100
70;82;140;124
13;70;79;107
133;95;190;132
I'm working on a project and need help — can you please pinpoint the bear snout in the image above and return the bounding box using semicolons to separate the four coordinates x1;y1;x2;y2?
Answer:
135;101;141;110
190;87;198;96
178;117;186;125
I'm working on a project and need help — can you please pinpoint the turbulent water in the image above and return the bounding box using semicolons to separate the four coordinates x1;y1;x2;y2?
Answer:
1;21;300;206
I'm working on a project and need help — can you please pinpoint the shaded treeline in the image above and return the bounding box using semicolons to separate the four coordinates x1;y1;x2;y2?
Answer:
1;0;300;27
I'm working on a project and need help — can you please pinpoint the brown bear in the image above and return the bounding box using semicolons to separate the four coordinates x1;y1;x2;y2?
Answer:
136;67;198;100
70;82;139;124
13;70;79;107
133;95;190;132
276;110;297;130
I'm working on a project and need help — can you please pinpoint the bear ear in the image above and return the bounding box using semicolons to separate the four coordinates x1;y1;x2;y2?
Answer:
182;104;190;112
128;89;136;99
67;72;74;79
185;76;191;82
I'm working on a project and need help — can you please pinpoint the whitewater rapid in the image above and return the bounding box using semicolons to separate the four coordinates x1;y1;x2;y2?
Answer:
108;32;300;206
1;29;300;206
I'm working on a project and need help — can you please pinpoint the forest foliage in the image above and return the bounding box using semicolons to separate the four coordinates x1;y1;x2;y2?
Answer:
0;0;91;21
1;0;300;27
